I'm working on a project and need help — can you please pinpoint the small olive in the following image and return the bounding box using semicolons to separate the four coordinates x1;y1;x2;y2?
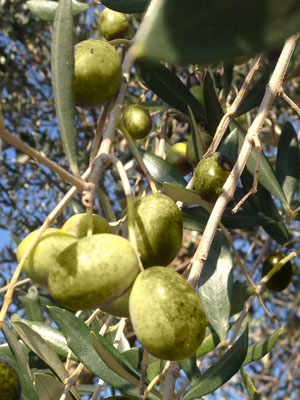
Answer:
0;356;21;400
193;152;232;202
166;142;192;175
129;267;207;360
262;252;295;292
98;8;130;41
119;104;152;140
62;213;111;238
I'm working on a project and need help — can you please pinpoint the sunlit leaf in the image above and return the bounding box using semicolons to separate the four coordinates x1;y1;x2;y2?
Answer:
183;326;248;399
51;0;79;175
198;231;234;342
26;0;89;21
275;122;300;205
142;151;187;187
240;368;263;399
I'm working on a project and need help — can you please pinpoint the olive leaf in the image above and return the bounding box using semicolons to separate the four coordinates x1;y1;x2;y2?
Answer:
198;231;234;342
275;122;300;205
26;0;89;21
51;0;79;176
136;59;206;124
203;71;224;136
102;0;150;13
133;0;300;65
34;372;73;400
183;326;249;399
240;368;263;400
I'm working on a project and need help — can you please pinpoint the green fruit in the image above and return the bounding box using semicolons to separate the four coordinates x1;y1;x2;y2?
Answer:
119;104;152;140
166;142;192;175
48;234;140;311
129;267;207;361
193;152;232;202
262;252;295;292
98;8;130;41
101;285;131;317
16;228;77;286
133;193;183;268
72;39;121;106
0;356;21;400
62;213;111;238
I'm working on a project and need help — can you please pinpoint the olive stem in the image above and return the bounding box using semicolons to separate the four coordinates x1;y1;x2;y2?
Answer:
187;34;299;289
204;54;263;156
120;128;158;193
162;362;180;400
144;361;171;399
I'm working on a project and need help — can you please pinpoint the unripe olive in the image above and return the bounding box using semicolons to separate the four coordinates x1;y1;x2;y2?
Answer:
48;234;140;311
119;104;152;140
16;228;77;286
62;213;111;238
0;356;21;400
262;252;295;292
166;142;192;175
129;267;207;360
98;8;130;41
133;193;183;268
193;152;232;202
72;39;121;106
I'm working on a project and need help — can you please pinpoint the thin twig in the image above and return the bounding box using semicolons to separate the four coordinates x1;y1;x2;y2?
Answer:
0;278;30;295
187;34;299;289
205;55;263;155
144;361;171;399
280;89;300;118
0;114;92;192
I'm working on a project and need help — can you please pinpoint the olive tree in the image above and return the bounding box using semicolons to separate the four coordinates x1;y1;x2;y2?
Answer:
0;0;300;399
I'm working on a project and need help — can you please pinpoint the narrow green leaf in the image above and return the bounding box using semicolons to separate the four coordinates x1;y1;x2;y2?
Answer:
240;368;263;400
203;71;224;136
183;326;249;399
2;322;32;380
133;0;300;65
198;231;234;342
26;0;89;21
195;328;219;359
102;0;150;13
237;130;289;208
182;207;208;233
51;0;79;175
11;321;81;400
136;59;206;124
90;332;140;387
13;318;77;361
275;122;300;205
34;372;73;400
229;281;256;316
142;151;187;187
187;106;212;162
162;182;206;206
243;327;284;366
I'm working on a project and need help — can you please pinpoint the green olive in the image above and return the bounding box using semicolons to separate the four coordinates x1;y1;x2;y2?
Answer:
193;152;232;202
98;8;130;41
133;193;183;268
101;285;131;317
62;213;111;238
166;142;192;175
48;234;140;311
119;104;152;140
262;252;295;292
72;39;121;107
16;228;77;286
129;267;207;360
0;356;21;400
